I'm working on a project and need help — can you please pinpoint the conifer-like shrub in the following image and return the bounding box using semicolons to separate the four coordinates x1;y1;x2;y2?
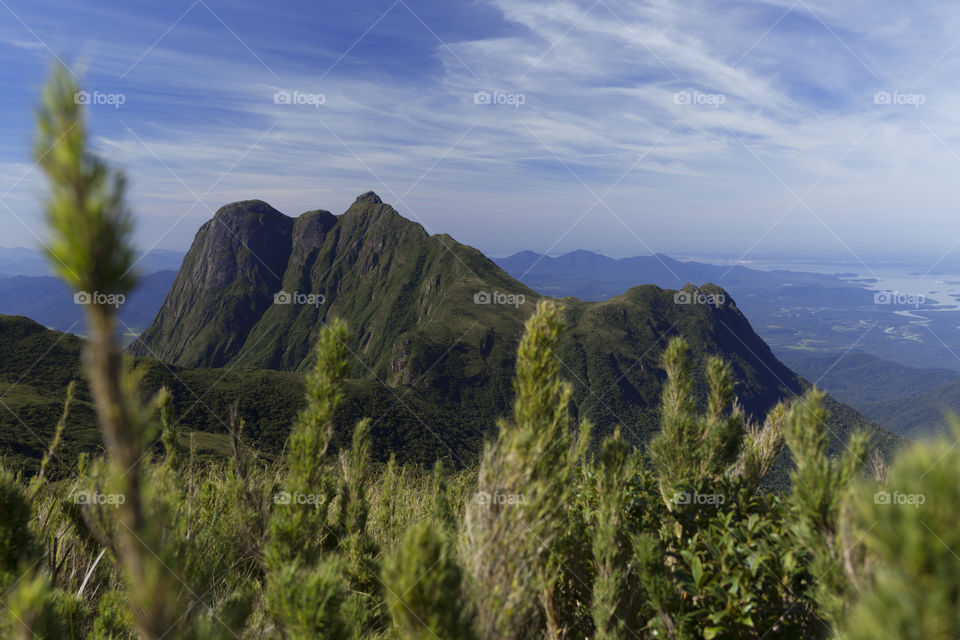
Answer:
837;420;960;640
463;299;592;639
382;520;473;640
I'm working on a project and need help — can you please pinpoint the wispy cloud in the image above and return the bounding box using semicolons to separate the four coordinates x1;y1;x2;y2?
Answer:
2;0;960;260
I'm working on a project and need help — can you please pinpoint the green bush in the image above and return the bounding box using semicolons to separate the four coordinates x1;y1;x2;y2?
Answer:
382;520;473;640
837;420;960;640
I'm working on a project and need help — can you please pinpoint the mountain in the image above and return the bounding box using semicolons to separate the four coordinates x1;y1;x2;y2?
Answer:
0;315;100;473
0;246;184;341
783;351;959;411
0;246;50;276
862;378;960;438
783;351;960;438
492;250;859;301
0;246;185;278
0;271;177;338
493;250;960;373
133;248;188;274
130;192;535;437
127;193;899;475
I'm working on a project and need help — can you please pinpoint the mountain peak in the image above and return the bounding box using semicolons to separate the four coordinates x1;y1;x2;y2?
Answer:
213;199;288;221
355;190;382;204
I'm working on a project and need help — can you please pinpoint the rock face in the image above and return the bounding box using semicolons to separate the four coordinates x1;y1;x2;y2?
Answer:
131;193;531;389
132;200;295;366
130;193;900;457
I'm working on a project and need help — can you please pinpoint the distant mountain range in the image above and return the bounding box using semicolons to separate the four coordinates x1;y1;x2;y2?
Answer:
495;250;960;366
0;246;185;278
864;377;960;439
0;271;177;338
0;247;184;340
493;250;863;301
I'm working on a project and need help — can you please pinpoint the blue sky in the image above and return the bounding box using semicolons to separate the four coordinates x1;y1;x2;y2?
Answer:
2;0;960;263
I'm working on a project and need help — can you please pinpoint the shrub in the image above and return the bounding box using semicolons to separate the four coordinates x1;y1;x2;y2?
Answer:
463;300;591;639
382;520;473;640
837;420;960;640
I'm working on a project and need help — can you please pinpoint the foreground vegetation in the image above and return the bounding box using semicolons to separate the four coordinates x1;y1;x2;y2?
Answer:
7;296;960;639
3;64;958;639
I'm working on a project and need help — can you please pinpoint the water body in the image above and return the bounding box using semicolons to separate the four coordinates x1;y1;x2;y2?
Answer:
671;256;960;370
688;257;960;313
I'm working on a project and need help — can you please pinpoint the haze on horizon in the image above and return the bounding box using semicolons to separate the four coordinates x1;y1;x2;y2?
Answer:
2;0;960;267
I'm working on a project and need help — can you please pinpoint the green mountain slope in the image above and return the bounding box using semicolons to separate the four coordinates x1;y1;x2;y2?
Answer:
861;379;960;438
0;313;482;474
783;351;959;409
782;351;960;437
0;315;99;470
124;193;898;464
